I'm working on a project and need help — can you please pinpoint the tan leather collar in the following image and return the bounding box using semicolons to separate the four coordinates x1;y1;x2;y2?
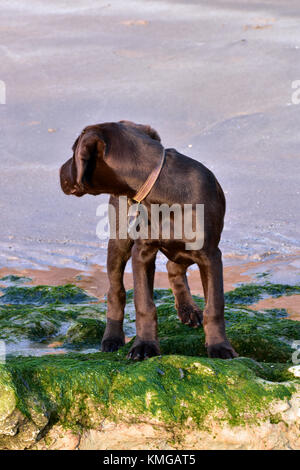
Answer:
132;148;165;203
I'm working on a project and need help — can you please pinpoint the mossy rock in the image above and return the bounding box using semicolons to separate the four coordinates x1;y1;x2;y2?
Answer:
0;284;96;305
0;279;300;448
64;318;106;348
0;304;106;344
0;282;106;348
224;282;300;305
0;354;299;449
0;282;299;361
0;275;32;285
157;301;300;363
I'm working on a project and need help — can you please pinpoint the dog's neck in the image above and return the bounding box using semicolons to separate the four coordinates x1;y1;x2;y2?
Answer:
131;148;165;203
106;128;166;201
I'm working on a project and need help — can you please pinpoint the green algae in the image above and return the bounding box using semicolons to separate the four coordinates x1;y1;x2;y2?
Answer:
0;275;32;285
109;355;296;427
0;284;96;306
64;318;106;348
224;282;300;305
0;283;105;348
258;308;288;318
0;279;299;447
0;354;296;439
0;282;299;362
233;358;297;383
0;303;106;344
2;356;116;426
157;301;300;363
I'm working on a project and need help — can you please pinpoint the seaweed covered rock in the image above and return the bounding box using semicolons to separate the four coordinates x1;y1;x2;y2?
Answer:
0;284;106;352
64;318;106;348
0;284;96;305
0;281;299;449
0;355;299;449
158;304;300;363
152;286;300;363
0;275;32;285
1;282;299;362
224;282;300;305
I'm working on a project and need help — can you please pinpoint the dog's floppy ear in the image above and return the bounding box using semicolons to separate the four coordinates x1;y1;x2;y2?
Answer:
72;136;79;153
119;120;161;142
73;135;106;189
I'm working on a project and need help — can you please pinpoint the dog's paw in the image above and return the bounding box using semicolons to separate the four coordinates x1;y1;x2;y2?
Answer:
206;341;238;359
127;340;160;361
101;336;125;352
177;304;203;328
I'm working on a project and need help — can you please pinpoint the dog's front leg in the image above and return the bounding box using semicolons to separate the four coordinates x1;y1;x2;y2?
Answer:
128;241;160;360
101;238;133;352
199;249;238;359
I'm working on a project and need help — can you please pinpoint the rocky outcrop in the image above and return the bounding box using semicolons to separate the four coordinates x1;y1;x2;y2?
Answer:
0;281;299;449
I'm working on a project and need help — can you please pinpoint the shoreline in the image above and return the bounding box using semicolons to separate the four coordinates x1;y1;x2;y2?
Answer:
1;252;299;319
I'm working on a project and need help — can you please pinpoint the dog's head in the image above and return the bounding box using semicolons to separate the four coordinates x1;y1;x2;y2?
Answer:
59;121;161;197
59;125;107;197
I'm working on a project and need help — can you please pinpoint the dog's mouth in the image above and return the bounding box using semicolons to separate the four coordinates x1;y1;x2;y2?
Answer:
60;163;86;197
62;181;86;197
69;184;86;197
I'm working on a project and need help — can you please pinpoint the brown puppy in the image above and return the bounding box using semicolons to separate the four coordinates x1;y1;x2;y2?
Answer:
60;121;237;360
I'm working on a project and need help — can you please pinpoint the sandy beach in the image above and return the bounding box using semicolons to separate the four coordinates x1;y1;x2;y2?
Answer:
0;0;299;274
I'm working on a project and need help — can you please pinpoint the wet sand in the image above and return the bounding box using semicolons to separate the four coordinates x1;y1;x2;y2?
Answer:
1;253;299;318
251;295;300;321
0;262;252;297
0;260;254;298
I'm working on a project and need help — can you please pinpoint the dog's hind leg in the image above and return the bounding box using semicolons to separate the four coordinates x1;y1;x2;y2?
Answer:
101;238;133;352
198;249;237;359
167;260;202;327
